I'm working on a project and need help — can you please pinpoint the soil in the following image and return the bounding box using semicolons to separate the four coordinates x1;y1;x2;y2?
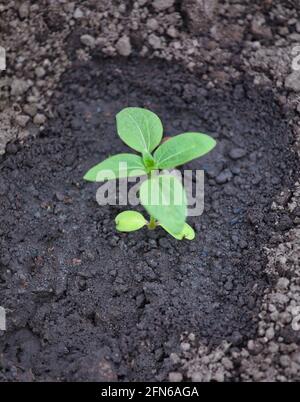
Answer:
1;0;300;383
0;56;297;381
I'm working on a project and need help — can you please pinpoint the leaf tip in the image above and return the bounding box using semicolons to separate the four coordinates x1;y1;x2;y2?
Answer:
83;171;93;181
210;137;217;149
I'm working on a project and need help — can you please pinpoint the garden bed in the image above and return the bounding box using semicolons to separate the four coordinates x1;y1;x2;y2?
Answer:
0;57;297;381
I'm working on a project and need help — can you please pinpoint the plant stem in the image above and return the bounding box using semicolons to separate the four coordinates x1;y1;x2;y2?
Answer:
148;215;157;230
146;169;157;230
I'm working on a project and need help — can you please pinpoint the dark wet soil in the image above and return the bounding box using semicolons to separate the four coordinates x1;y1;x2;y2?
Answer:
0;57;297;381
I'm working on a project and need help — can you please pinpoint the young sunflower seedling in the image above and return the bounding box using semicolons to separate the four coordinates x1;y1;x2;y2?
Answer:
84;107;216;240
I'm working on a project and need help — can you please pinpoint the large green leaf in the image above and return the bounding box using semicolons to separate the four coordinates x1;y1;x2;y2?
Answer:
84;153;146;182
160;222;195;240
115;211;147;232
116;107;163;153
139;174;187;234
154;132;216;169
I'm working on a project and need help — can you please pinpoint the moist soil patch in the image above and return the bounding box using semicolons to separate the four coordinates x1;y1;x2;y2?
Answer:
0;57;297;381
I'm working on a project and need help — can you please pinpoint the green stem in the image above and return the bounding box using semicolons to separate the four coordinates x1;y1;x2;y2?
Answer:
148;215;157;230
147;170;157;230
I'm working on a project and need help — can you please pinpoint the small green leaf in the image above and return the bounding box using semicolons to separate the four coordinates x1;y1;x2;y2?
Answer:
116;107;163;153
142;151;156;172
154;132;216;169
84;153;146;182
139;174;187;234
160;222;195;240
115;211;147;232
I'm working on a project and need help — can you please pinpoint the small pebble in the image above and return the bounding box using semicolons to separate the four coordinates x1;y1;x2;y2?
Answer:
35;67;46;78
153;0;175;11
180;342;190;351
15;114;30;127
115;35;132;56
229;148;247;160
148;34;162;49
168;372;183;382
18;2;29;19
80;34;96;48
216;169;233;184
73;8;83;19
285;71;300;92
33;113;46;125
24;104;37;117
147;18;159;31
11;79;29;96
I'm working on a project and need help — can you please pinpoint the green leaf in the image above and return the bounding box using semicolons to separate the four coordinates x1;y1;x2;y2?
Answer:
115;211;147;232
116;107;163;153
84;153;146;182
160;222;195;240
142;151;156;172
139;174;187;234
154;132;216;169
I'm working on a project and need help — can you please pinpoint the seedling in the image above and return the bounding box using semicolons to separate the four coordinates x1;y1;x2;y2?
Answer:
84;107;216;240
